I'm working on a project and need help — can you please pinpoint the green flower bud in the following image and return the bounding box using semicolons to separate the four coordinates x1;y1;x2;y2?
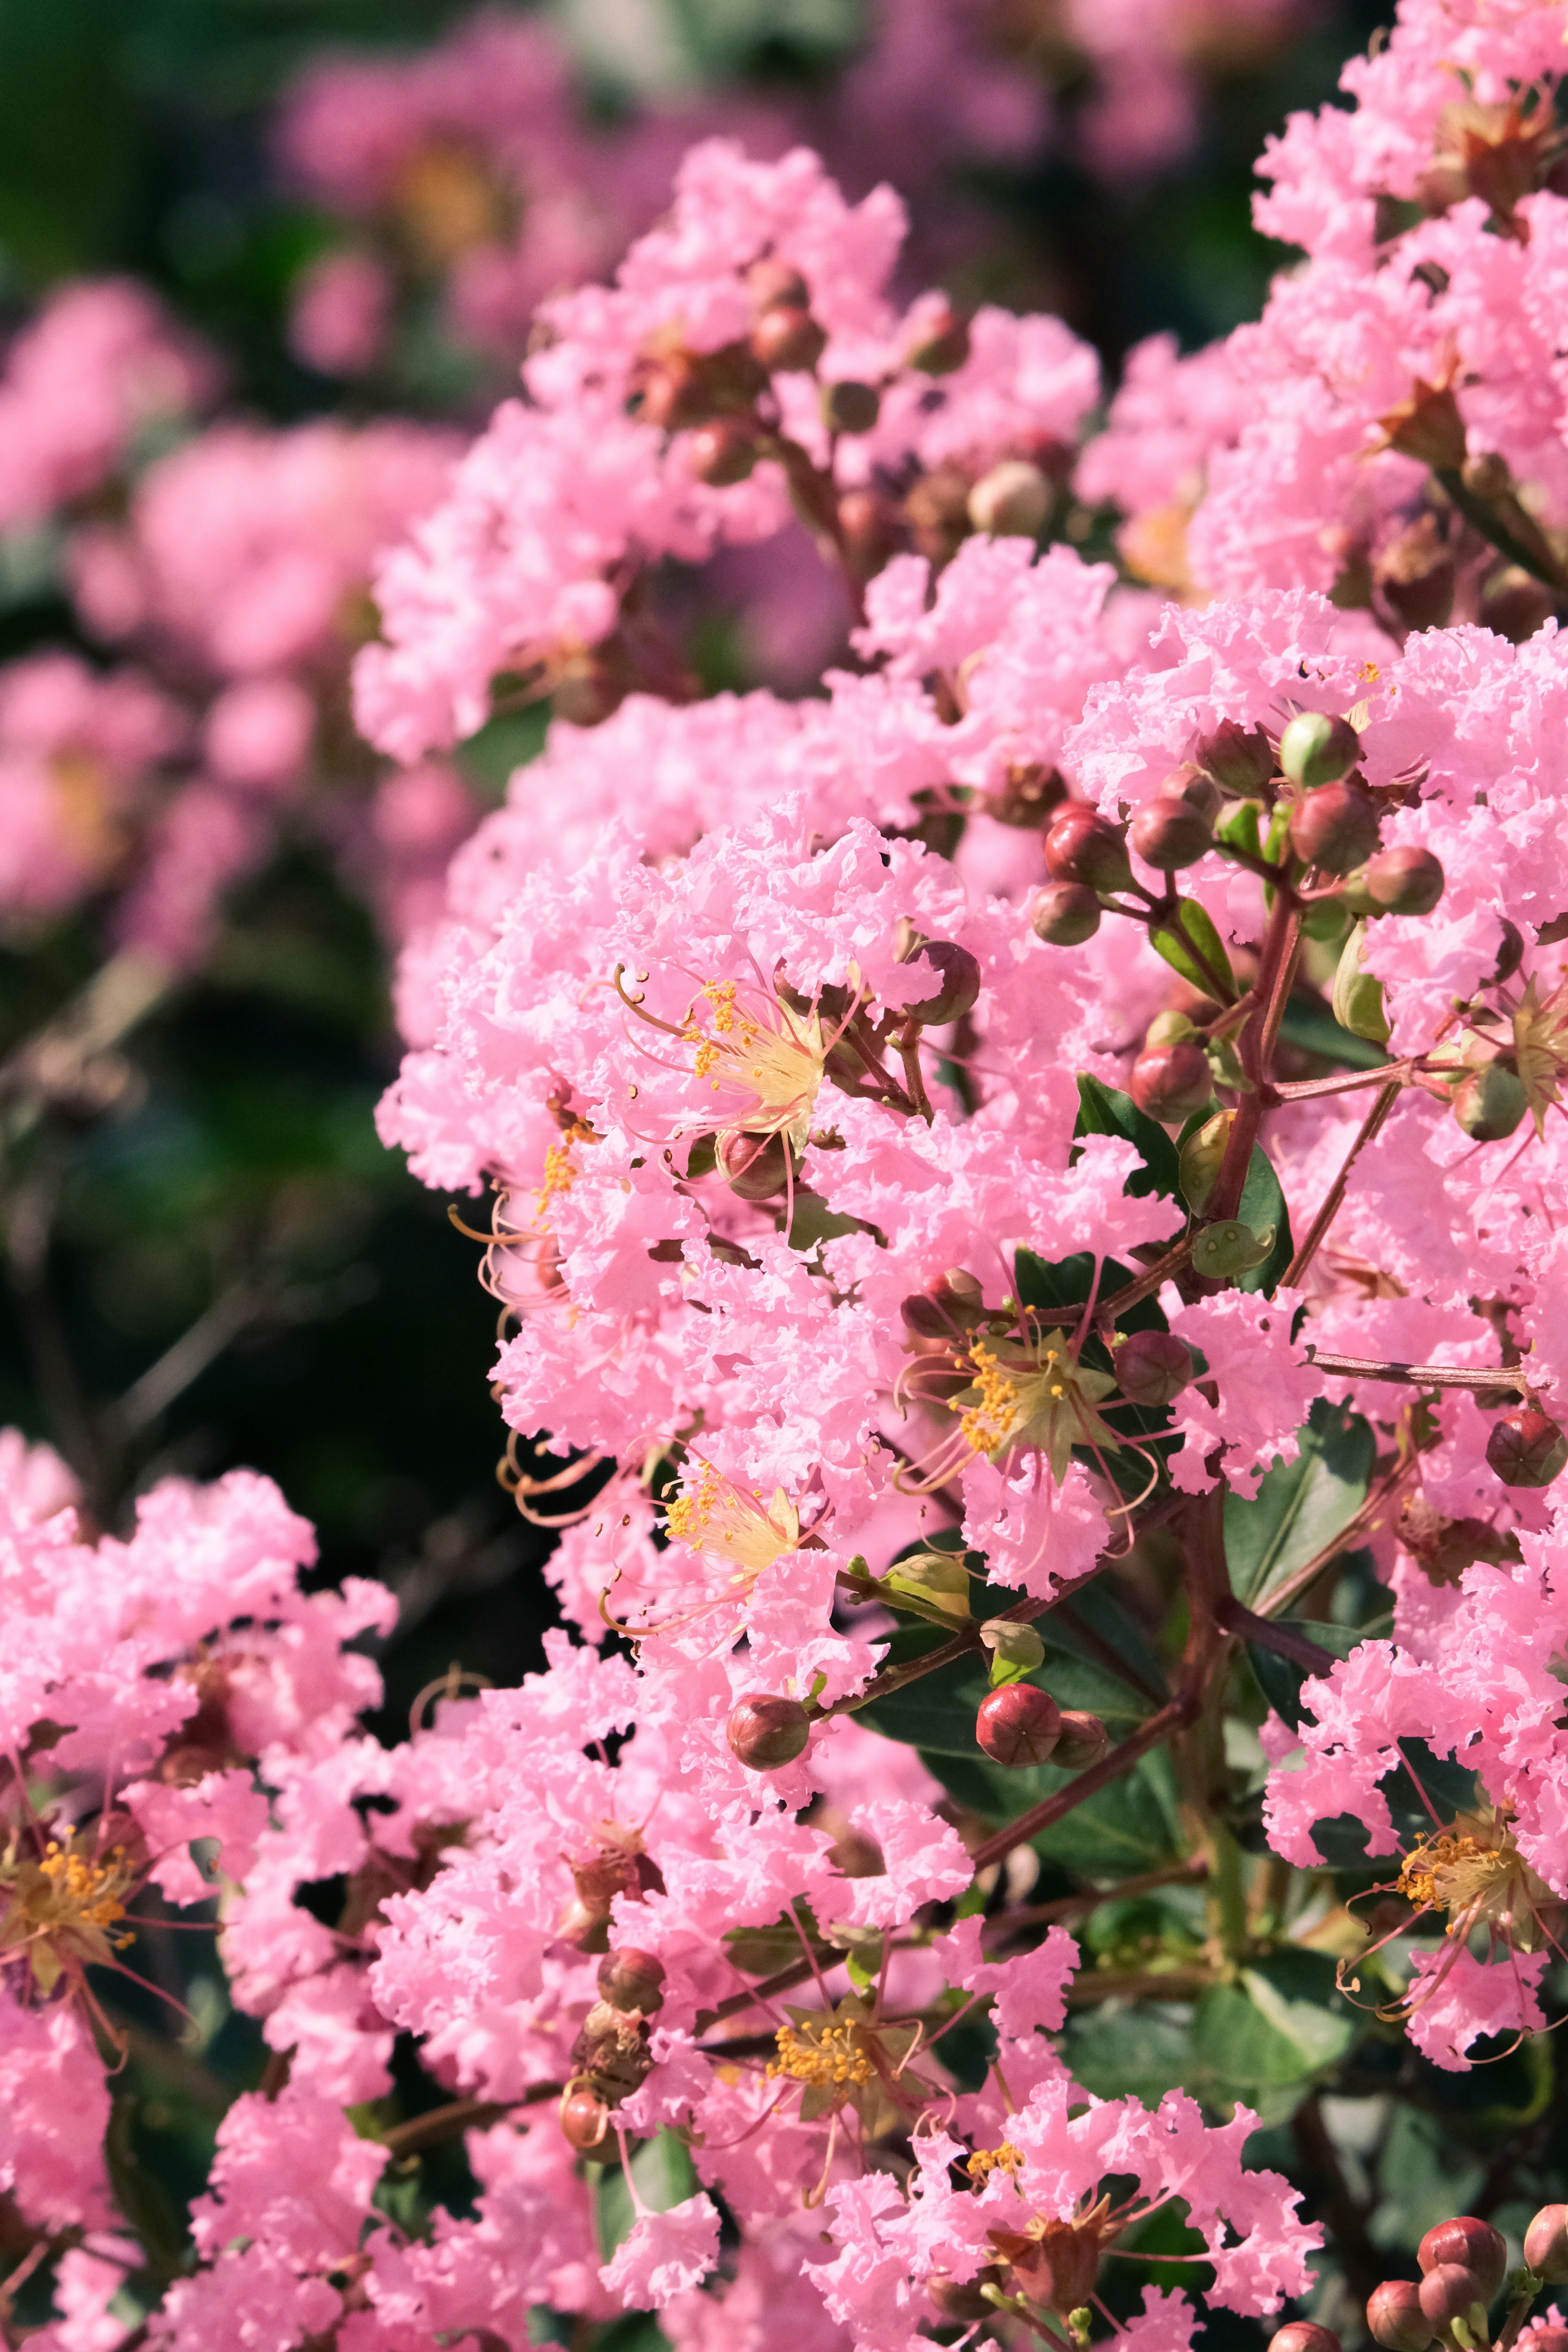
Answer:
883;1550;973;1624
1279;709;1361;788
1332;920;1391;1043
1179;1109;1233;1216
1452;1061;1527;1141
980;1619;1047;1686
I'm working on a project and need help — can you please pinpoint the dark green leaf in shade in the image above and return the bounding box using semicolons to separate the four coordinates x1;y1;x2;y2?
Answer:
1224;1397;1374;1608
1234;1143;1294;1295
1073;1074;1182;1201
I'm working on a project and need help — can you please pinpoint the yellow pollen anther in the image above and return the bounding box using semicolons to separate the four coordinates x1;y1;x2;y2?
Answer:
967;2142;1024;2184
768;2019;875;2090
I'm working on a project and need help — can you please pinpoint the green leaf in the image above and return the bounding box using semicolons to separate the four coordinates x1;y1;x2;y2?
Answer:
595;2129;698;2262
1234;1143;1294;1296
1224;1396;1374;1608
1014;1249;1168;1338
920;1746;1184;1873
1063;2003;1199;2106
1073;1074;1181;1201
1277;999;1389;1072
593;2318;675;2352
1149;899;1237;1004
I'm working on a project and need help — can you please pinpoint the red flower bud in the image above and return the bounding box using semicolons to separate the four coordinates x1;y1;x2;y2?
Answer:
559;2081;611;2152
687;419;758;486
1161;763;1224;821
1369;2281;1437;2352
1416;2265;1488;2333
967;459;1051;537
1051;1710;1109;1770
1130;793;1214;872
976;1683;1061;1766
1419;2222;1507;2303
716;1129;795;1201
903;940;981;1025
727;1693;811;1770
1279;710;1361;789
1044;806;1133;893
1361;846;1446;917
1113;1329;1194;1406
1196;719;1275;795
1452;1062;1527;1142
1032;882;1102;945
1289;780;1382;875
751;306;827;372
837;488;903;580
821;380;881;435
597;1947;666;2014
1130;1040;1213;1125
1269;2326;1343;2352
1486;1404;1568;1489
1524;2204;1568;2285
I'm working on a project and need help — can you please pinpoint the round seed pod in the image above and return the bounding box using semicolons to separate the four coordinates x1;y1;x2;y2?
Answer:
751;306;827;372
727;1693;811;1770
687;420;758;486
1279;710;1361;789
597;1948;666;2015
1130;1040;1213;1125
821;379;881;435
1113;1330;1194;1406
1032;882;1102;945
1269;2326;1343;2352
1418;2222;1507;2303
1289;780;1381;875
1523;2204;1568;2285
1044;806;1134;893
1130;794;1213;871
1452;1061;1528;1142
903;940;982;1025
967;459;1051;538
716;1130;795;1201
1051;1710;1109;1770
1361;846;1446;917
976;1684;1061;1766
559;2082;611;2152
1368;2282;1437;2352
1416;2266;1488;2334
1486;1404;1568;1489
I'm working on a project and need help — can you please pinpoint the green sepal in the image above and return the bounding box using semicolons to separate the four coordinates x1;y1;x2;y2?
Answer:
1148;899;1237;1004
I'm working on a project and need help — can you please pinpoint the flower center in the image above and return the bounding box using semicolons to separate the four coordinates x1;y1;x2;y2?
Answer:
664;1465;801;1583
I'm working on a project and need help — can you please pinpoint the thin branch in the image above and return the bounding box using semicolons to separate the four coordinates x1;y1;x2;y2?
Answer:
1216;1594;1337;1674
1283;1078;1402;1289
968;1697;1189;1872
1434;465;1568;594
1303;1346;1529;1392
982;1857;1208;1939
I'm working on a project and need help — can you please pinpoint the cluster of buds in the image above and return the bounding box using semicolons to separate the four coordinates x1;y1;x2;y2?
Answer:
1364;2215;1519;2352
558;1946;668;2153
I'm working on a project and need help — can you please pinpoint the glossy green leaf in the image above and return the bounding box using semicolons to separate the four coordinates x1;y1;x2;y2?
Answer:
1224;1397;1374;1608
920;1746;1184;1873
1148;898;1237;1004
1074;1074;1182;1202
596;2129;698;2262
1234;1143;1294;1296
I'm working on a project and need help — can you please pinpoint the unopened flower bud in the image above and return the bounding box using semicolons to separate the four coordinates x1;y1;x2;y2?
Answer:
1113;1329;1194;1406
907;305;971;375
985;760;1068;828
1416;2263;1489;2336
751;306;826;372
1145;1010;1196;1049
1452;1062;1527;1142
1045;806;1133;893
1332;919;1390;1044
716;1129;795;1200
1375;515;1456;631
1360;846;1445;917
967;459;1051;538
836;487;902;581
1131;793;1213;871
902;939;981;1025
1290;779;1381;874
1130;1040;1213;1125
901;1269;986;1339
1032;882;1101;945
1486;1404;1568;1489
1369;2282;1437;2352
559;2081;611;2152
1419;2224;1507;2305
747;257;810;314
1196;720;1275;795
1279;710;1362;790
1270;2327;1343;2352
980;1619;1047;1684
1161;763;1224;821
687;419;758;486
1191;1218;1272;1278
727;1693;811;1770
976;1683;1060;1766
821;380;880;435
928;2268;1006;2322
1523;2204;1568;2285
1051;1710;1109;1770
884;1549;973;1624
1481;565;1555;645
597;1947;666;2014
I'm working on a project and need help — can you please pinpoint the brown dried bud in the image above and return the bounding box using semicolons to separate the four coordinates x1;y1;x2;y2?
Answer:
1481;565;1555;645
821;380;881;436
1361;846;1445;917
1044;806;1133;893
927;2268;1005;2322
1000;2215;1105;2312
1269;2328;1343;2352
559;2080;611;2152
1130;1040;1213;1125
1130;793;1213;872
1289;780;1381;874
1419;2221;1506;2303
1279;711;1362;790
967;459;1051;538
1379;381;1468;472
1486;1404;1568;1489
747;257;810;314
598;1947;666;2015
1051;1710;1109;1770
902;940;981;1025
687;419;757;486
1368;2282;1437;2352
1375;515;1456;631
984;761;1069;829
727;1693;811;1770
1523;2204;1568;2285
1196;719;1275;795
906;304;971;375
1032;882;1102;945
570;1999;655;2100
716;1129;795;1201
1113;1329;1194;1406
1416;2264;1488;2334
751;306;827;373
975;1683;1061;1766
1453;1061;1528;1142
